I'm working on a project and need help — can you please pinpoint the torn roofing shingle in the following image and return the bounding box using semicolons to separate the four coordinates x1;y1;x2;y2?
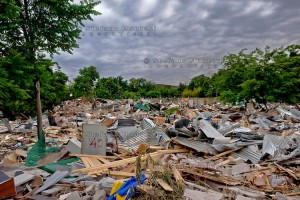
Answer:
174;137;217;155
199;120;225;139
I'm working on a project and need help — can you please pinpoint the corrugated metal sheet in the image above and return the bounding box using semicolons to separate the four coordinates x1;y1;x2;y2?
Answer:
218;123;241;135
140;118;156;130
262;134;296;157
199;120;225;139
126;127;170;152
276;107;293;116
174;137;218;155
262;134;293;158
212;141;263;152
117;126;142;141
232;146;262;164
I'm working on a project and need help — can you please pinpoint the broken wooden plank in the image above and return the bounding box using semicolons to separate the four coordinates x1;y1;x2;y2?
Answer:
70;154;117;159
172;167;184;186
106;171;135;177
98;158;110;164
156;178;173;192
199;147;243;163
81;157;92;168
181;169;241;186
72;149;189;175
136;143;150;154
274;163;299;180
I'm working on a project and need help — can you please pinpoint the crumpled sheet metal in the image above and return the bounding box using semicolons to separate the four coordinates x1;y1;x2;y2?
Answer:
212;141;263;152
126;127;170;152
218;123;241;135
232;146;262;164
199;120;225;139
140;118;156;130
174;137;218;155
276;107;300;120
117;126;142;141
278;147;300;163
262;134;294;158
290;109;300;118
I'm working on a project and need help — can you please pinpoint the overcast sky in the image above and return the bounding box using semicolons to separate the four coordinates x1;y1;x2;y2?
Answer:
53;0;300;85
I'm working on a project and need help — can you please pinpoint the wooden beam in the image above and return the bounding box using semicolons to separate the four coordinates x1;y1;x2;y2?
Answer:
70;154;118;159
72;149;190;175
199;147;243;163
156;179;173;192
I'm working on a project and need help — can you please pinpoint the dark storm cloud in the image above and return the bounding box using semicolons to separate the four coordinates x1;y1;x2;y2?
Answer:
54;0;300;85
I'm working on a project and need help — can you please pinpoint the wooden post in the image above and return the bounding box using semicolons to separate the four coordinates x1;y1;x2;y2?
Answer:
35;81;44;142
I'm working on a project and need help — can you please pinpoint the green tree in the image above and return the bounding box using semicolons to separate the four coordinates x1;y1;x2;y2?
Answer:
0;50;32;116
177;82;186;95
0;0;100;139
188;74;210;97
214;45;300;107
73;66;100;98
95;76;127;99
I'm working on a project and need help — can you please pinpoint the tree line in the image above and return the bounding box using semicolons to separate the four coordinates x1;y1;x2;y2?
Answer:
1;45;299;118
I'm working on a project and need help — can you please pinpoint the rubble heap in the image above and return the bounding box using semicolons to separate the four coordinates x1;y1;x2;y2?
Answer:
0;98;300;200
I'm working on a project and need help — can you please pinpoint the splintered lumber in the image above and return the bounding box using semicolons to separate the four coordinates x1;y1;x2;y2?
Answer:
156;178;174;192
181;170;241;186
105;171;136;177
70;154;118;159
72;149;190;175
81;157;92;167
199;147;243;163
136;143;150;154
274;163;299;180
98;158;110;164
172;167;184;186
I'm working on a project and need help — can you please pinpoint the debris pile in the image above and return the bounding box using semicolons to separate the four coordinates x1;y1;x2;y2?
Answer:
0;98;300;199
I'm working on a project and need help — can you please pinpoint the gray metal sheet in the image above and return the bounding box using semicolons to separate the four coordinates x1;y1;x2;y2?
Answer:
117;126;142;141
34;170;68;195
232;146;262;164
199;120;225;139
290;109;300;118
174;137;218;155
126;127;170;152
140;118;156;130
218;123;241;135
262;134;293;157
212;141;263;152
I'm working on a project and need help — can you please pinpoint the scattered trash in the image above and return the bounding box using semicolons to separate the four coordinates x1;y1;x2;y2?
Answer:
0;98;299;199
